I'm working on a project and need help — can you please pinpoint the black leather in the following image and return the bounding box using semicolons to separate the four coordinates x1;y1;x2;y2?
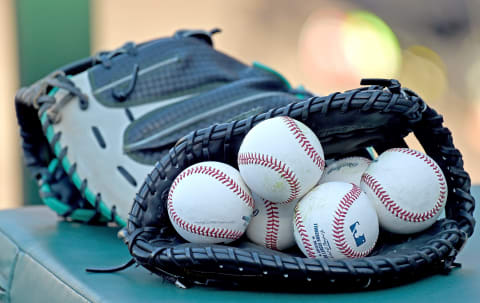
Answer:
126;79;475;290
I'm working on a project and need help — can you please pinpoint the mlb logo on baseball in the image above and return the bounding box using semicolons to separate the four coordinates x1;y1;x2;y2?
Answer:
349;221;366;247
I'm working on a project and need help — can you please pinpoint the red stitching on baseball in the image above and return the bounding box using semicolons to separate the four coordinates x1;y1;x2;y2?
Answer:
238;152;300;204
332;184;372;258
294;206;316;258
280;116;325;170
263;200;280;250
362;148;447;222
168;165;254;240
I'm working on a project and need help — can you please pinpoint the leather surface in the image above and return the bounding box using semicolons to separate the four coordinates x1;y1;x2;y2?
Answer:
10;254;89;303
0;233;18;302
0;188;478;302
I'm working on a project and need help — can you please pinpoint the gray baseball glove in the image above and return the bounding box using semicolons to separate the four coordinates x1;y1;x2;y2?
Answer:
15;28;311;225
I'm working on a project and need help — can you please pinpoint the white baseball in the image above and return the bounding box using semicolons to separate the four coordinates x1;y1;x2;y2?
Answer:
246;193;298;251
293;182;379;259
167;161;254;244
360;148;448;234
238;116;325;204
319;156;372;186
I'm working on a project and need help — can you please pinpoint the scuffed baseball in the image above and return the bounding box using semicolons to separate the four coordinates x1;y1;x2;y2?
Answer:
319;156;372;186
293;182;379;259
167;161;254;244
238;116;325;204
246;193;298;250
360;148;447;234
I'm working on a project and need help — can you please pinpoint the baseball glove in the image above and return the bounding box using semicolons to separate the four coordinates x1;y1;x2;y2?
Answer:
124;79;475;290
15;28;312;226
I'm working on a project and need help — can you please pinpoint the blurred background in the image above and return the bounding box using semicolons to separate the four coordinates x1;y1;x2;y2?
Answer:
1;0;479;209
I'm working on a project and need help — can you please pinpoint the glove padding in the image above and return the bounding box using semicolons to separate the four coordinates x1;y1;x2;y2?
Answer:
125;79;475;290
15;28;311;225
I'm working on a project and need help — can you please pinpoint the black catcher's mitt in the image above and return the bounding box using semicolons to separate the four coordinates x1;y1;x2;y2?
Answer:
125;79;475;290
14;28;311;226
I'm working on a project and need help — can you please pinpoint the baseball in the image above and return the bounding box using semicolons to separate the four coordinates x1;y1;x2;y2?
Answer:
319;156;372;186
246;193;298;250
293;182;379;259
238;116;325;204
360;148;447;234
167;161;254;244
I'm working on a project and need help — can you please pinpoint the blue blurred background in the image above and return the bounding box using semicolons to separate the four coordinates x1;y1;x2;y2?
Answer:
1;0;479;209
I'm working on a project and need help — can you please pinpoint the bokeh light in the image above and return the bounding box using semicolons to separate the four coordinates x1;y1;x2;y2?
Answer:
399;45;448;103
465;102;480;153
299;8;401;93
466;57;480;102
342;11;401;79
298;8;351;93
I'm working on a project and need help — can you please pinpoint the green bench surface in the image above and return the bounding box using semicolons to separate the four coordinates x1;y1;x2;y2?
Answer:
0;187;478;303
